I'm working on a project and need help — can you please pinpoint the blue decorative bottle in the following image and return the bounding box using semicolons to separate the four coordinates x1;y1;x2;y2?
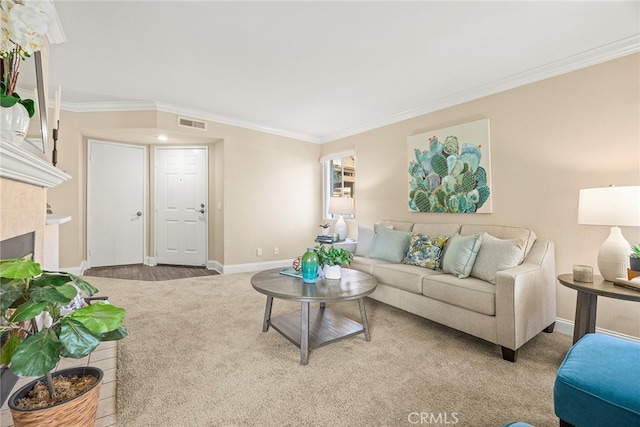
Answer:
301;248;319;284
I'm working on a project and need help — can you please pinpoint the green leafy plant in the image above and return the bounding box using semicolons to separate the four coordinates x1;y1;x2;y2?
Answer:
314;245;353;267
630;243;640;258
319;223;330;229
0;258;127;398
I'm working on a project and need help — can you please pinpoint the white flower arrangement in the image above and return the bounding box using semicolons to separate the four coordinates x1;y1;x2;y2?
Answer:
1;0;55;117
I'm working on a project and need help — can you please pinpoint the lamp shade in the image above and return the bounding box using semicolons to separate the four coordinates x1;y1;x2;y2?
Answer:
577;185;640;281
578;186;640;226
328;197;354;215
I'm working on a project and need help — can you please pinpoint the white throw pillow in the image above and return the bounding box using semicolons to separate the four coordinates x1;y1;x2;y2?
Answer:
441;233;482;279
470;232;525;284
355;225;375;257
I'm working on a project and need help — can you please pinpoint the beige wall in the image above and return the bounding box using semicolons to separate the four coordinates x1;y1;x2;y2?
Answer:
47;110;322;269
321;53;640;338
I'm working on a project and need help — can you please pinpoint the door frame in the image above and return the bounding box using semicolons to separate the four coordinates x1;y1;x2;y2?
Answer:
153;145;209;266
86;139;148;267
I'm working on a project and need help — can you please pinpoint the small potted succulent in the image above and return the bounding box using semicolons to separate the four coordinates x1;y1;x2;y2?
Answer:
319;222;330;236
0;258;127;426
630;243;640;272
314;245;353;279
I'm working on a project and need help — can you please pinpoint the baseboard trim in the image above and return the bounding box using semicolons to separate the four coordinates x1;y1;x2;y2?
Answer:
222;259;292;275
554;317;640;343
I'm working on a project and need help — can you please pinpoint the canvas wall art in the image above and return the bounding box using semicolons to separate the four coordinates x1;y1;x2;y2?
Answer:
407;118;492;213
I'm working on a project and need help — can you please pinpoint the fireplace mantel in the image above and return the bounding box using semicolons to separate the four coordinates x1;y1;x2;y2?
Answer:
0;139;71;188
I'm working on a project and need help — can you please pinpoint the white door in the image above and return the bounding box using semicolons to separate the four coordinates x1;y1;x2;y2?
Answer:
155;147;208;266
87;140;146;267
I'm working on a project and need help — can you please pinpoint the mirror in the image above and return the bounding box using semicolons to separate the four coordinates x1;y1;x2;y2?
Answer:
15;51;49;160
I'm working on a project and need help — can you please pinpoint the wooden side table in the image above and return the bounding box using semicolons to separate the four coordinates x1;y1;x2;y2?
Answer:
557;274;640;343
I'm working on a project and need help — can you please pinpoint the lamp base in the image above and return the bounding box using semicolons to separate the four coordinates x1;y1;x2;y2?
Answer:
334;215;347;241
597;226;631;281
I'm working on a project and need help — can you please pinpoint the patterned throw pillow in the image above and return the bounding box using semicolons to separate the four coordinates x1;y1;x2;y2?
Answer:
403;234;450;270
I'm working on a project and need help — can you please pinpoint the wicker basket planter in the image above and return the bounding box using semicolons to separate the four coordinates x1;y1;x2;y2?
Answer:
8;367;103;427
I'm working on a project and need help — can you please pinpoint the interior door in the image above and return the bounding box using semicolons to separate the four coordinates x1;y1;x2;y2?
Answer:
87;140;146;267
155;147;208;266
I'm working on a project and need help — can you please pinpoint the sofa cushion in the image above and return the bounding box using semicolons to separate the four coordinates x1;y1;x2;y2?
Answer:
403;234;449;270
368;224;412;263
355;225;375;257
349;256;389;275
423;274;496;316
377;220;414;232
460;224;536;263
441;233;482;279
470;232;525;284
373;263;443;294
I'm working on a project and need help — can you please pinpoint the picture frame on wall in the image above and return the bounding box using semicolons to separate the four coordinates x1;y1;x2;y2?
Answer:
407;118;492;214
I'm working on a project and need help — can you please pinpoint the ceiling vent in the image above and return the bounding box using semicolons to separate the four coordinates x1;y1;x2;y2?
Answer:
178;116;207;131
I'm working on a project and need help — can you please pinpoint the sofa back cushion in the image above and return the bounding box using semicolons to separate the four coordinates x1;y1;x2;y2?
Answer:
470;232;525;284
441;233;482;279
368;224;412;263
460;224;537;263
377;220;414;232
355;225;375;257
412;223;461;237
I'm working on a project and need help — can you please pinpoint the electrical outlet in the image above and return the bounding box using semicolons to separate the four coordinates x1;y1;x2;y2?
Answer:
256;248;262;256
274;247;279;255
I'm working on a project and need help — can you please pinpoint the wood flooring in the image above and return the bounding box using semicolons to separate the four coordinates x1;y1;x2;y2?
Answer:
83;264;219;281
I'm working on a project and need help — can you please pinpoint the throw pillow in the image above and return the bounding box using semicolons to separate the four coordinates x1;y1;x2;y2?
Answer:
367;224;412;263
470;232;525;284
441;233;482;279
403;234;450;270
355;225;375;257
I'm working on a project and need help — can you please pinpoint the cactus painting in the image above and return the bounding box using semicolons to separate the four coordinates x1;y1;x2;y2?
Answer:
407;119;492;213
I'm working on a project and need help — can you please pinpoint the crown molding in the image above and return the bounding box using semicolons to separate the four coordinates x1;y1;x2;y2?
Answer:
60;101;321;143
47;9;67;44
319;35;640;143
55;35;639;145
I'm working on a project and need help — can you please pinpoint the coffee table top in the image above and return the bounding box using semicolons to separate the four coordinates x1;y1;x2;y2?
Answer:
251;268;378;303
558;274;640;302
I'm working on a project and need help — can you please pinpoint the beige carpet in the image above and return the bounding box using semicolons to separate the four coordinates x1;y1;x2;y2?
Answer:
86;272;572;427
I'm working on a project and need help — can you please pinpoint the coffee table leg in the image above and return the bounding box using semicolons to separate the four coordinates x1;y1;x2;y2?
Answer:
262;296;273;332
301;302;310;365
358;298;371;342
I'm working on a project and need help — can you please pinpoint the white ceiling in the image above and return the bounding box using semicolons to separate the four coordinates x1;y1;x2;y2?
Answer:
48;1;640;143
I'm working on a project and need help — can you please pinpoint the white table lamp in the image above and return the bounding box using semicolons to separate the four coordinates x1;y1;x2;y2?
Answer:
329;197;354;241
578;186;640;281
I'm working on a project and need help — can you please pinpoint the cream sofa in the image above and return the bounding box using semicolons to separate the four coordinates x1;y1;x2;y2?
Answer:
340;221;556;362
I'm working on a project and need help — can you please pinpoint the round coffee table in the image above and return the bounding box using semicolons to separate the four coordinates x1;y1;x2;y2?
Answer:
251;268;378;365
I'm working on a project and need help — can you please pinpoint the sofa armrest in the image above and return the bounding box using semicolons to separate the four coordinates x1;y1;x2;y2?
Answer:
494;240;556;350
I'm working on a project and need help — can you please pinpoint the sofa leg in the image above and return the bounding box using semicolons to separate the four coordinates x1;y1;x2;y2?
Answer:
501;346;518;362
544;322;555;333
559;419;574;427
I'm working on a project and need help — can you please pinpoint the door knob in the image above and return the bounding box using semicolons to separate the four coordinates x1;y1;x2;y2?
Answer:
198;208;205;214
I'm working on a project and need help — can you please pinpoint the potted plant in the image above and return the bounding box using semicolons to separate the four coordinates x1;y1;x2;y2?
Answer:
319;222;330;236
0;258;127;426
314;245;353;279
630;243;640;272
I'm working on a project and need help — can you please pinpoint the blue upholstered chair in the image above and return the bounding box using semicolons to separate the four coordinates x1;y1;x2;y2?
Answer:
554;333;640;427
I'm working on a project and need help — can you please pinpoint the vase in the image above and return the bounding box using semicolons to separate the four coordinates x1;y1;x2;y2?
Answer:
0;104;30;146
325;264;342;279
301;248;319;284
8;366;103;427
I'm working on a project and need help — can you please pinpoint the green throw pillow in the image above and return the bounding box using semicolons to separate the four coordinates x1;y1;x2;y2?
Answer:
441;233;482;279
368;224;412;263
403;234;450;270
